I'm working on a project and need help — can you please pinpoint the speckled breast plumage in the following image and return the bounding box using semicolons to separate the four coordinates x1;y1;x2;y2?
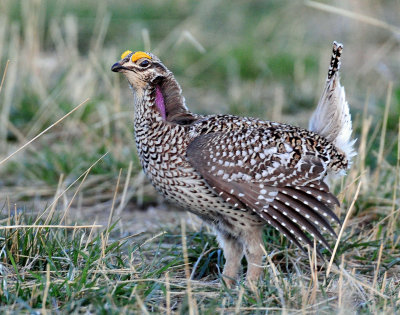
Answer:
134;85;347;242
134;97;264;236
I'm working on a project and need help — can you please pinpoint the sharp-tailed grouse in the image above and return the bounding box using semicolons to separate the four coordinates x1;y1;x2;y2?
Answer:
111;42;354;284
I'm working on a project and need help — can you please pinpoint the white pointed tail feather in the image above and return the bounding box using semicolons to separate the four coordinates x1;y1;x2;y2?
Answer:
309;73;356;164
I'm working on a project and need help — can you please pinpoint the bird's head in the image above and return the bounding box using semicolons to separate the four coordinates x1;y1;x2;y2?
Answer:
111;50;195;124
111;50;169;90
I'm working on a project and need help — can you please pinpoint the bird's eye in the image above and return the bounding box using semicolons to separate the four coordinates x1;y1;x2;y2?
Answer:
139;60;150;67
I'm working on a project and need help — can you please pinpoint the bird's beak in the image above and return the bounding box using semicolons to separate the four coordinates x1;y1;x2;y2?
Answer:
111;62;125;72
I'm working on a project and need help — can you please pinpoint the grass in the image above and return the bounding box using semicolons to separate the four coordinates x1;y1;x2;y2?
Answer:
1;174;400;313
1;0;400;313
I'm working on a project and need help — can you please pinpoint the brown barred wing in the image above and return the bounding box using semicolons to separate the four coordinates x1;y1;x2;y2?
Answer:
186;129;341;253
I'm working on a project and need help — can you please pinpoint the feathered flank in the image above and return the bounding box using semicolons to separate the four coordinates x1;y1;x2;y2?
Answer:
186;126;341;256
309;42;356;164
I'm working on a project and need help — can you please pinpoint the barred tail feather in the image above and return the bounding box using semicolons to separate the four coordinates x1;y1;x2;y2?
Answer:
309;41;356;164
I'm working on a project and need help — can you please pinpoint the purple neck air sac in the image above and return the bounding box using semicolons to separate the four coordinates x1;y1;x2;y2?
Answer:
155;85;166;120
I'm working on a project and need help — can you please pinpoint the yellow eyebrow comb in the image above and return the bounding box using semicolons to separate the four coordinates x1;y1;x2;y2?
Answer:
120;50;132;59
130;51;152;62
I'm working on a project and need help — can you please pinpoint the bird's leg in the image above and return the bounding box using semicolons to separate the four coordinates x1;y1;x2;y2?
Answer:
216;232;243;287
243;229;265;283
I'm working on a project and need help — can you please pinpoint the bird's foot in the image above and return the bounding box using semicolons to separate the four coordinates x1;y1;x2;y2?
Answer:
221;275;238;289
